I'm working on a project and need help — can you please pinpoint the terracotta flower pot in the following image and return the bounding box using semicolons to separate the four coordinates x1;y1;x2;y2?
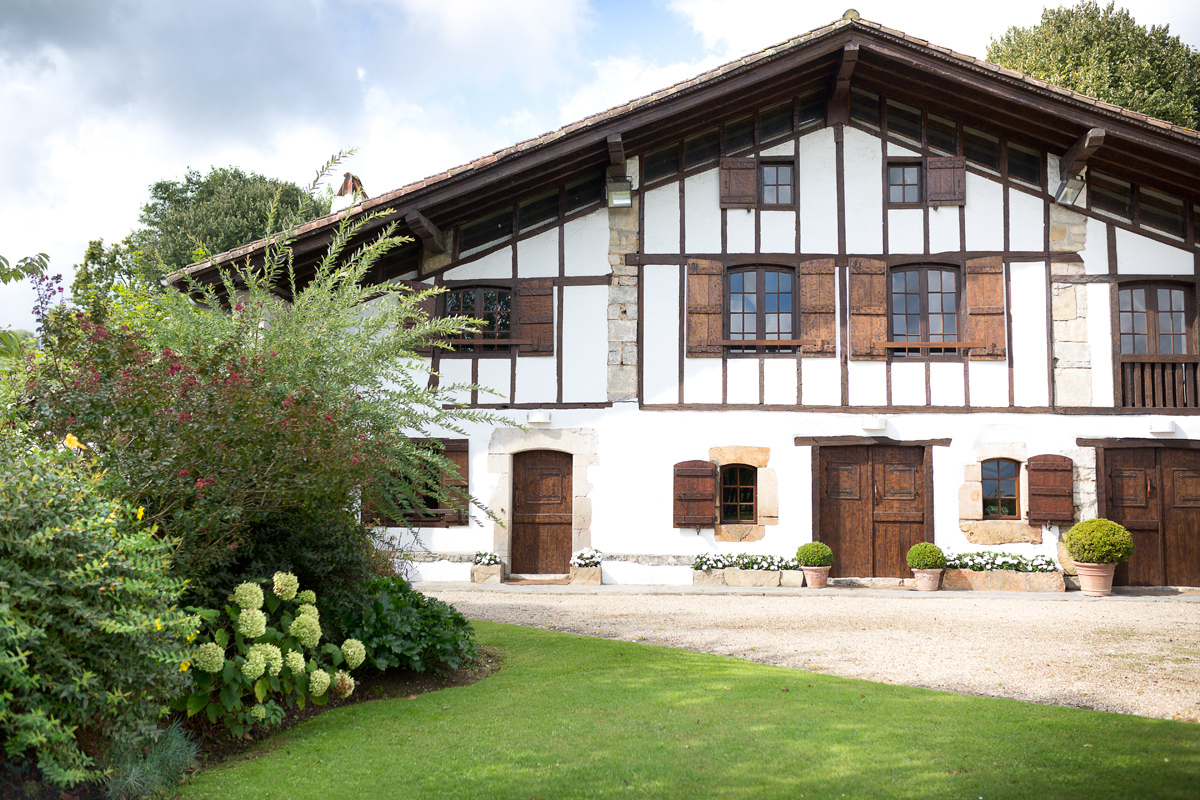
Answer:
1074;561;1117;597
801;566;830;589
912;568;943;591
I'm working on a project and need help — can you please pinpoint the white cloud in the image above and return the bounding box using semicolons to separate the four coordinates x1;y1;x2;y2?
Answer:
557;53;728;126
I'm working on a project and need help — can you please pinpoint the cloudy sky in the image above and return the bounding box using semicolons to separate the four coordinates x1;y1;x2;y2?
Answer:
3;0;1198;331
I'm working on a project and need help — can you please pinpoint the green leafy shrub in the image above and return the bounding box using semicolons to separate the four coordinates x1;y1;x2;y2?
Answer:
1065;519;1135;564
906;542;947;570
0;440;194;788
795;542;834;567
342;577;476;673
103;720;198;800
179;573;364;738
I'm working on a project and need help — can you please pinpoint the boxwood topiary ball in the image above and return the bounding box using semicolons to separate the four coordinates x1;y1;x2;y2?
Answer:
796;542;834;567
1064;519;1135;564
906;542;946;570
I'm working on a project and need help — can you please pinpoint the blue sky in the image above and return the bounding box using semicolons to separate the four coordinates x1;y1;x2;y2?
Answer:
2;0;1198;331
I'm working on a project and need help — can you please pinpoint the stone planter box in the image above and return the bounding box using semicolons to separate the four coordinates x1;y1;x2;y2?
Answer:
693;569;726;586
470;564;504;584
569;566;602;586
723;568;781;587
942;569;1065;593
780;569;806;587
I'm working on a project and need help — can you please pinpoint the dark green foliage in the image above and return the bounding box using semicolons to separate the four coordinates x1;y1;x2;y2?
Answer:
0;440;194;788
906;542;947;570
343;577;476;673
103;721;198;800
131;166;331;275
795;542;834;567
987;2;1200;128
1065;518;1135;564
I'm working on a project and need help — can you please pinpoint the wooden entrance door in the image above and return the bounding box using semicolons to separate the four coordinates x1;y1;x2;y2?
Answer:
1105;448;1200;587
511;450;573;574
818;445;928;578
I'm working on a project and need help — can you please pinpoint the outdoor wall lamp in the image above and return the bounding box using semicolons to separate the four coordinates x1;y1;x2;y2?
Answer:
606;176;633;208
1053;169;1086;207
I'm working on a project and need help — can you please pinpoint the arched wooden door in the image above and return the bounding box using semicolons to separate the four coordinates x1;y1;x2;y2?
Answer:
511;450;573;574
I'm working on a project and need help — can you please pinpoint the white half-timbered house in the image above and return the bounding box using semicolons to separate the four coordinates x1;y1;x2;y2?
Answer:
184;15;1200;588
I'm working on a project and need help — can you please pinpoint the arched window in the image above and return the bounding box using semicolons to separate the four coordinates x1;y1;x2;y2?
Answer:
981;458;1019;520
727;267;794;354
720;465;757;523
890;266;959;357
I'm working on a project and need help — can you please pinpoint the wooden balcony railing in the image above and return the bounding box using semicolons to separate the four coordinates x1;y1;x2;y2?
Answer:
1118;355;1200;408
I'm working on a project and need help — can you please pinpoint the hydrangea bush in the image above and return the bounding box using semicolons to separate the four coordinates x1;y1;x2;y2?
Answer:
945;551;1059;573
569;548;603;568
179;572;364;737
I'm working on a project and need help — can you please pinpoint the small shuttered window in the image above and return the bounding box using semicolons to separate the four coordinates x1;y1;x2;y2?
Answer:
686;259;724;357
1026;455;1074;526
963;257;1007;361
848;257;888;360
798;259;836;355
926;157;966;206
673;460;717;528
719;158;757;208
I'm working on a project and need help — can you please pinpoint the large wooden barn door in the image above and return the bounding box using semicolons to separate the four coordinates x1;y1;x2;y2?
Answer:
1107;447;1200;587
818;445;927;578
511;450;573;574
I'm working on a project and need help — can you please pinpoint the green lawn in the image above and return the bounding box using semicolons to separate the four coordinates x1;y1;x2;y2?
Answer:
181;621;1199;799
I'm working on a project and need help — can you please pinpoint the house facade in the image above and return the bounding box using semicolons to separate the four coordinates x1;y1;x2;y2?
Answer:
186;16;1200;587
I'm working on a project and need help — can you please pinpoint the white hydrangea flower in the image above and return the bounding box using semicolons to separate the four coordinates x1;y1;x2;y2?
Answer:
249;704;267;722
332;670;355;699
194;642;225;673
297;604;319;622
249;643;283;677
288;614;322;648
297;589;316;604
309;668;331;696
340;639;366;670
284;650;306;677
232;582;264;610
236;608;267;640
240;648;266;681
272;572;299;601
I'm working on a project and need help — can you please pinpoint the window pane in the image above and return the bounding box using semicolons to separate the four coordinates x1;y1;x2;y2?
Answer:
743;272;756;292
723;116;755;154
760;102;793;141
999;498;1017;516
927;114;957;154
1008;144;1041;185
460;211;513;253
1090;171;1132;218
764;186;777;204
998;461;1016;479
565;173;605;211
1138;188;1184;237
983;498;1000;516
963;127;1000;171
904;185;918;203
685;129;721;167
644;146;679;182
892;272;905;292
778;185;792;205
889;185;904;203
849;88;880;127
519;191;558;230
797;89;825;128
889;166;903;184
1131;289;1145;311
982;460;997;479
887;100;922;141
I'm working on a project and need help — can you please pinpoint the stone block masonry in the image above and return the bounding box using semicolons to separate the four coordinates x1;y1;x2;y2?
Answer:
607;168;640;402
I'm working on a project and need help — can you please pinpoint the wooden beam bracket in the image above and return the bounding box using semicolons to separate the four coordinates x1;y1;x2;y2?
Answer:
403;209;446;255
1059;127;1106;177
826;42;860;125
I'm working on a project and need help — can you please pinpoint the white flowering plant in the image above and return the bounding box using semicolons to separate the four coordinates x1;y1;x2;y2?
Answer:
474;551;501;566
944;551;1059;573
569;548;603;568
177;572;365;738
692;553;732;570
693;553;799;571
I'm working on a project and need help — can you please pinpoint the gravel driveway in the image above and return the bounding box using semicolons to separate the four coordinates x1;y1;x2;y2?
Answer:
423;585;1200;722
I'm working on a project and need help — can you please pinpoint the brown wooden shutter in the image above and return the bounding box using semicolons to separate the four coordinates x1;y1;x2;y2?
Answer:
798;259;836;355
441;439;470;526
1026;454;1074;526
398;279;439;356
848;257;887;360
516;279;554;356
673;460;717;527
926;157;966;206
964;257;1007;361
686;259;724;357
719;158;757;208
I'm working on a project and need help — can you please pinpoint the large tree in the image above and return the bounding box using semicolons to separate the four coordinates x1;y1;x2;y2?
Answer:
987;2;1200;129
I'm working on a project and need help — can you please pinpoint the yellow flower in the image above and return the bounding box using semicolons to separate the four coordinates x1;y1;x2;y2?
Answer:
180;661;191;672
64;433;86;450
155;618;163;631
136;507;145;521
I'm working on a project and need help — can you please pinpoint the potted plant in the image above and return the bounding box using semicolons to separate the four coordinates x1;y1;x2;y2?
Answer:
569;548;603;585
795;542;834;589
1063;519;1135;597
906;543;946;591
471;552;503;583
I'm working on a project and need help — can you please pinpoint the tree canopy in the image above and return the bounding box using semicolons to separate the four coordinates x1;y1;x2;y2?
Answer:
987;2;1200;129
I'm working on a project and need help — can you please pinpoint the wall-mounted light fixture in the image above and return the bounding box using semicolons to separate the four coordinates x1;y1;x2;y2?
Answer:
861;415;888;433
527;409;552;426
1053;167;1086;207
1149;419;1177;436
606;176;633;208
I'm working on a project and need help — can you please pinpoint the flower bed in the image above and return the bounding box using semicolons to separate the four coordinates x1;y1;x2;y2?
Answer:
942;551;1064;592
945;552;1058;573
692;554;803;587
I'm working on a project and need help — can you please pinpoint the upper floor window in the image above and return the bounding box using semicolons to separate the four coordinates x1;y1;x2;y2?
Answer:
981;458;1019;520
890;267;959;357
445;287;512;351
1119;286;1188;355
888;162;921;204
728;267;794;354
720;464;757;524
761;163;793;206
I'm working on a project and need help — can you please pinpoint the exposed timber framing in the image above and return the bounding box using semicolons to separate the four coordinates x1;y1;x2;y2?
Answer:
403;209;446;255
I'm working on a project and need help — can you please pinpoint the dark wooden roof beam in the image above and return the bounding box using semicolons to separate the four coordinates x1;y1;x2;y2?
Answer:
607;133;625;166
403;209;446;254
1060;128;1106;176
827;42;859;126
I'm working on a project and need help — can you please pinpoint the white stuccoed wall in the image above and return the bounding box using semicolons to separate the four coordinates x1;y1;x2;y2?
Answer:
1009;261;1050;406
644;183;680;254
1115;227;1193;274
964;173;1003;251
516;228;558;277
1008;188;1045;252
843;127;883;254
564;210;610;276
799;128;838;253
561;285;609;402
685;169;721;253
